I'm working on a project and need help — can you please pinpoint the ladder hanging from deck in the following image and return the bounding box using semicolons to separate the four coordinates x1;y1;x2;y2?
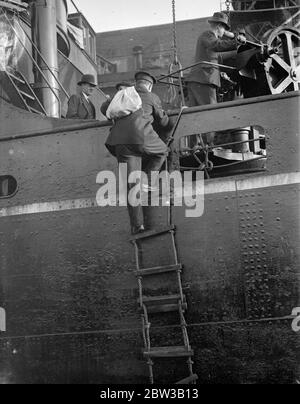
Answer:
131;224;198;385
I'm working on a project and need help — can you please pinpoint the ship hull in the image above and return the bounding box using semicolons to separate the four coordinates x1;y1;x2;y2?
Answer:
0;93;299;384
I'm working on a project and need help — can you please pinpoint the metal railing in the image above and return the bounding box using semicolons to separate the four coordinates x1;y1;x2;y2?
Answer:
15;13;70;100
59;49;108;100
2;10;62;115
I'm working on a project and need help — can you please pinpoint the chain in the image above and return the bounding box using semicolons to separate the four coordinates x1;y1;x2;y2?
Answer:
168;0;185;107
225;0;231;12
225;0;231;28
172;0;178;64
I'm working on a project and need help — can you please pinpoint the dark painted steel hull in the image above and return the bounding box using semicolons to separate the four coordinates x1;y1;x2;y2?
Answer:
0;93;299;384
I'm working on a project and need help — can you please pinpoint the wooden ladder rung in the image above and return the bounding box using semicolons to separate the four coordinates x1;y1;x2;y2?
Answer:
135;264;182;277
131;225;176;241
175;374;199;384
146;302;187;314
143;346;194;358
139;294;187;313
140;294;186;305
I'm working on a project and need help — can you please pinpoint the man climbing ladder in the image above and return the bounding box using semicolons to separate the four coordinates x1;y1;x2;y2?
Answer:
105;71;173;235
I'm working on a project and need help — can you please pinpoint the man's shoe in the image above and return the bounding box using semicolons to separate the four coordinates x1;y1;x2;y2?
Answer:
131;225;145;235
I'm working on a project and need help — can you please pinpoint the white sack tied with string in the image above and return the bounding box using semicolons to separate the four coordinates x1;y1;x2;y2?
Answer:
106;86;142;120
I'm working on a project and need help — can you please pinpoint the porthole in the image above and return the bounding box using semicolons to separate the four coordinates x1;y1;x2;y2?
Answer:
0;176;18;198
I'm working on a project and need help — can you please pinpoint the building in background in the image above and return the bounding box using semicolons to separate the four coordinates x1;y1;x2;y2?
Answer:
96;17;208;109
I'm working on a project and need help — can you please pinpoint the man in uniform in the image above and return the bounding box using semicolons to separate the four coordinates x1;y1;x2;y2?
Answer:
66;74;97;119
105;71;171;234
134;70;171;163
186;12;246;106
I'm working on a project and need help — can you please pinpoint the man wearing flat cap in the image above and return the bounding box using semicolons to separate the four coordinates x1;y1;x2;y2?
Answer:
104;71;171;234
134;71;170;131
66;74;97;119
133;71;171;184
186;12;246;106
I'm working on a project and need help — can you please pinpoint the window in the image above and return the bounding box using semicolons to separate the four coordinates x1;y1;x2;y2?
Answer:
0;176;17;198
179;126;266;179
96;55;117;75
68;13;97;62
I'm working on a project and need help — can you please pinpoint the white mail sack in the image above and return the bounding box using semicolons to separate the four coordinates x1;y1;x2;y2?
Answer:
106;86;142;120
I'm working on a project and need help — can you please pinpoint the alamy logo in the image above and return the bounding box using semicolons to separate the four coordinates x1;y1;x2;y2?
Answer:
0;307;6;332
291;308;300;333
96;165;205;218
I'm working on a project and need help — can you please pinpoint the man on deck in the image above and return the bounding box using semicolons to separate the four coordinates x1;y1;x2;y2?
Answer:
66;74;96;120
186;12;246;106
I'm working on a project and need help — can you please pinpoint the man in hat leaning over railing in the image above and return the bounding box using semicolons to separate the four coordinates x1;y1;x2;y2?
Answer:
186;12;246;107
66;74;97;120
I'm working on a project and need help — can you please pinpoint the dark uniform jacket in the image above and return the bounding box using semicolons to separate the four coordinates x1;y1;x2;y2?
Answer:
106;109;149;144
105;87;170;156
135;85;169;129
66;93;96;120
101;86;170;128
187;30;238;88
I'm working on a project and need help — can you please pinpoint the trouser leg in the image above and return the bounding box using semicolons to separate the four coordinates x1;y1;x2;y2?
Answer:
187;83;217;145
187;82;217;106
116;147;144;231
187;82;198;107
199;84;217;145
141;137;168;228
143;154;167;187
203;84;217;105
142;134;168;187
